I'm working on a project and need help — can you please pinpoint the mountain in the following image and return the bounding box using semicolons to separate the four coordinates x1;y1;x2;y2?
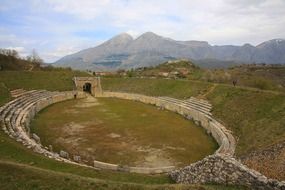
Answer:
54;32;285;71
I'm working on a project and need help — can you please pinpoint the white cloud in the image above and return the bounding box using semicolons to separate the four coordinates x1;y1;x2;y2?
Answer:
1;0;285;62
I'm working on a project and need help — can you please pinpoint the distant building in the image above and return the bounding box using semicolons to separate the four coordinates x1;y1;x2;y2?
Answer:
158;72;169;77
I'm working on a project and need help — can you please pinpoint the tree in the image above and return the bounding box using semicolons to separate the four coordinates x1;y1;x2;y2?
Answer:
26;49;43;65
0;48;19;58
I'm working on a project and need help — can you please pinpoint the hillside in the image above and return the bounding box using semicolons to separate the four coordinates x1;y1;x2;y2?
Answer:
0;70;89;106
129;60;285;93
54;32;285;71
0;53;39;71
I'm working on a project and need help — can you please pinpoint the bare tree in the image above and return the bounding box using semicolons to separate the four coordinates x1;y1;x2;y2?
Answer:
0;49;19;58
26;49;43;64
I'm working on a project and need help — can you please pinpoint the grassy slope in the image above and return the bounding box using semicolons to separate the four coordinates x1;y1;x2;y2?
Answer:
132;61;285;92
206;85;285;155
102;77;285;156
0;162;247;190
0;82;11;106
0;70;88;91
102;78;211;99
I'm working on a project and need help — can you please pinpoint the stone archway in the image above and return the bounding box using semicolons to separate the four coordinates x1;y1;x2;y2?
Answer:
73;77;102;96
83;82;92;93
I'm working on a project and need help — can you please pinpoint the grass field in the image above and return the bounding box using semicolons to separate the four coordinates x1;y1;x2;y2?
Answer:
206;85;285;155
30;97;217;167
0;161;248;190
0;70;282;188
0;70;89;91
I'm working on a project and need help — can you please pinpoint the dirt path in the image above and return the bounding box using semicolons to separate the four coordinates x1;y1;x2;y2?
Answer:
198;83;217;99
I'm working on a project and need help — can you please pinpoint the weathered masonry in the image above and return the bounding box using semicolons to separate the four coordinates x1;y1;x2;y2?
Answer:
73;77;102;96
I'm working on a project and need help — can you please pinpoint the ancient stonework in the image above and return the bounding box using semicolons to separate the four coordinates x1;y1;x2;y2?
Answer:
170;154;285;190
73;77;102;96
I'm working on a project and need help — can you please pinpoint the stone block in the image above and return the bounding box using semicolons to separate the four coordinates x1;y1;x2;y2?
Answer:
59;150;69;159
32;133;41;144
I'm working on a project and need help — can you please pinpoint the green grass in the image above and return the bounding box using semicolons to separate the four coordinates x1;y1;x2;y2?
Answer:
30;97;217;167
0;129;171;184
102;77;285;156
0;70;89;91
102;78;211;99
0;82;11;106
206;85;285;156
0;161;248;190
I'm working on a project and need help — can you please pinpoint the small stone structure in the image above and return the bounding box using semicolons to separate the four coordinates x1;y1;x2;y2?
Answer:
73;77;102;96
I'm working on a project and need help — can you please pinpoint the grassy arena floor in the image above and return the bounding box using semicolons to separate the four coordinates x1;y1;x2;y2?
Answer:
31;97;217;167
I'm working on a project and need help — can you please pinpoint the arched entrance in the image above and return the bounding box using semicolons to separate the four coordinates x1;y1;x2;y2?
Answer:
83;83;92;93
73;77;102;96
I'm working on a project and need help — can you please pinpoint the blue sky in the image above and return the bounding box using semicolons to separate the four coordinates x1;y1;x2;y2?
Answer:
1;0;285;62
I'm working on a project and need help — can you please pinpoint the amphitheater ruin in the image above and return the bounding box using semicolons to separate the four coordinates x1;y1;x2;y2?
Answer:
0;77;284;189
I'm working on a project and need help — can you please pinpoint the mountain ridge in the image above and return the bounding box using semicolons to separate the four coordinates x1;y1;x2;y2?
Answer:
54;32;285;71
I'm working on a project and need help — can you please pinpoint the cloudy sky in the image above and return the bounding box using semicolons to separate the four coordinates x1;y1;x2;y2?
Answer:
1;0;285;62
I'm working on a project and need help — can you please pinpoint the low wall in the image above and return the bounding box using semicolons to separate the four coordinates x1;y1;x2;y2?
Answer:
94;160;175;174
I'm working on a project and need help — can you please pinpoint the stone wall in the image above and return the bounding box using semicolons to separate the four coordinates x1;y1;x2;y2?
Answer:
170;154;285;190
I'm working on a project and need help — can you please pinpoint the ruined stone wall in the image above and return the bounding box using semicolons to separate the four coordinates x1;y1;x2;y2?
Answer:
170;154;285;190
73;77;102;96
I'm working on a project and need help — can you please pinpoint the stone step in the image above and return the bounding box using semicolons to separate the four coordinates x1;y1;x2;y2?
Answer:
10;89;27;98
2;91;60;137
159;97;212;116
189;97;212;108
1;91;48;121
181;100;211;112
159;97;211;115
0;90;46;115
